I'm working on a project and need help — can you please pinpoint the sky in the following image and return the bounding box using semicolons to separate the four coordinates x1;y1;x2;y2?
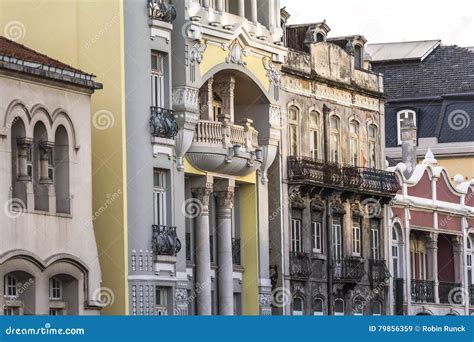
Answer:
281;0;474;47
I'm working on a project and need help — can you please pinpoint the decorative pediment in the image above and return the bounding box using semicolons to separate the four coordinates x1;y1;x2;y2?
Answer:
224;39;248;66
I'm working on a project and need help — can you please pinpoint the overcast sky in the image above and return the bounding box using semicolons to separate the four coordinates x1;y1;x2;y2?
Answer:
281;0;474;47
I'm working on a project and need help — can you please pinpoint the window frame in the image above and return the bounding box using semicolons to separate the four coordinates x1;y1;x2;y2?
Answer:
329;115;341;163
151;52;166;108
288;106;300;157
349;120;359;166
352;220;361;257
291;218;302;253
292;296;304;316
313;297;324;316
312;221;322;254
153;169;167;226
334;298;344;316
468;236;474;285
49;278;62;300
368;124;378;168
155;286;168;316
370;223;380;260
309;110;320;160
5;275;17;298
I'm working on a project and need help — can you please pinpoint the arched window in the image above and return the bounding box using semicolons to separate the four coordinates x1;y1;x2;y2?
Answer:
309;111;320;159
334;298;344;316
288;106;300;157
392;225;400;279
292;297;304;316
55;126;70;214
371;301;382;316
467;235;474;286
4;275;17;297
397;110;416;145
33;122;52;212
353;298;364;316
313;297;324;316
349;121;359;166
316;32;325;43
354;45;363;69
330;116;341;163
368;124;377;168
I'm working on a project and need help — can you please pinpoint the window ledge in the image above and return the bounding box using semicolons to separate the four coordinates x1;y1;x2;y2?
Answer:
311;253;326;261
18;209;73;219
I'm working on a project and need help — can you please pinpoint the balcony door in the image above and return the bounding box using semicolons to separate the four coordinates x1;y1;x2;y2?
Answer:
332;219;343;277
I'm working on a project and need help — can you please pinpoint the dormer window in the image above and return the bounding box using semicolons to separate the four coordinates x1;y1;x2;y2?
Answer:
316;32;325;43
354;45;363;69
397;109;417;145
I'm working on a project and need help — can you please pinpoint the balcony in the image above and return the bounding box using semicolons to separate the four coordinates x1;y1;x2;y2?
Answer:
289;252;313;280
187;119;262;176
439;282;462;304
150;107;178;139
287;157;400;197
411;280;435;303
368;259;390;284
333;257;365;283
148;0;176;23
232;238;241;265
151;225;181;257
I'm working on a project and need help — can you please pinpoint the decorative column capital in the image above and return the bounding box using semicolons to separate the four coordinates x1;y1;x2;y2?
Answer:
215;187;235;209
192;183;214;207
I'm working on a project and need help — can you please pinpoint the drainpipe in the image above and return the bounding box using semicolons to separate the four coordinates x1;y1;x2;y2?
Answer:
323;104;333;315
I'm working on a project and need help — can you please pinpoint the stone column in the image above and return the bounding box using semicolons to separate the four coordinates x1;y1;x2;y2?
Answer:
202;0;210;8
238;0;245;17
214;77;235;123
250;0;258;24
426;233;439;303
16;138;32;181
192;181;213;315
39;142;53;184
215;0;223;12
452;236;464;284
199;78;214;121
215;181;235;315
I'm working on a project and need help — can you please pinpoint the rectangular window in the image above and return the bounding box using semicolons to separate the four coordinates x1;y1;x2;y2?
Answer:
49;278;62;300
352;221;361;256
312;221;322;254
48;149;54;181
468;255;473;285
151;53;165;108
330;134;340;162
155;287;168;316
153;170;167;226
291;219;302;253
289;124;299;157
4;308;15;316
370;225;380;260
392;246;399;279
310;130;318;159
49;308;64;316
26;145;33;178
5;276;17;297
332;220;342;261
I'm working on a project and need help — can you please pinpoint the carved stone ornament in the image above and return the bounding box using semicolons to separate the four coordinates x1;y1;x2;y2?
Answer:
192;183;213;207
263;56;281;85
175;288;188;303
290;194;306;210
225;40;247;66
189;40;207;64
310;196;325;212
214;189;235;209
351;201;364;217
331;199;346;215
172;86;200;113
259;294;272;307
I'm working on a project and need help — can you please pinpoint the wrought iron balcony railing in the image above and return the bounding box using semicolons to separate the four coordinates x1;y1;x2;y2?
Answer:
289;252;313;279
232;238;241;265
150;106;178;139
148;0;177;23
151;225;181;257
287;157;400;196
333;257;365;282
439;282;462;304
368;259;390;284
411;280;435;303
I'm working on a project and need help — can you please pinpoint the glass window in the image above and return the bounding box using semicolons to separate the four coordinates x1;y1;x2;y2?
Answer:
5;275;17;297
354;299;364;316
312;221;322;254
48;148;54;181
334;299;344;316
288;107;299;157
349;121;359;166
352;220;361;256
354;45;363;69
49;308;64;316
330;116;341;163
151;53;165;108
291;219;302;253
155;287;168;316
370;223;380;260
293;297;304;316
467;236;473;285
313;298;324;316
368;124;377;168
309;111;320;159
49;278;62;300
153;169;167;226
371;302;382;316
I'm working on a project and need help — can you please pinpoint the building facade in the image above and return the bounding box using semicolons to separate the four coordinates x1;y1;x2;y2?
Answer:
367;40;474;179
268;21;400;316
0;36;103;315
387;148;474;315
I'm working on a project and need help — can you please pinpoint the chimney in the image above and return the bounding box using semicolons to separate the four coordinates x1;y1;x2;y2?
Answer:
400;114;417;178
